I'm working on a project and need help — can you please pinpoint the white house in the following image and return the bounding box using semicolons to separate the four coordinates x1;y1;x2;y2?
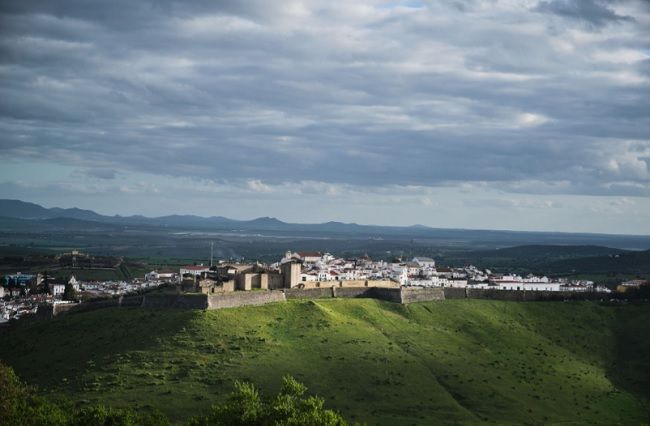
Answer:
468;282;492;289
317;270;331;281
353;269;370;280
68;275;80;291
145;271;160;281
522;282;560;291
391;267;408;285
82;282;99;290
146;271;177;282
179;265;210;277
295;252;322;264
407;278;437;287
51;283;65;297
492;275;560;291
560;283;590;292
159;272;177;282
441;278;468;288
437;267;453;278
405;262;421;276
413;257;436;268
300;273;318;282
340;269;355;280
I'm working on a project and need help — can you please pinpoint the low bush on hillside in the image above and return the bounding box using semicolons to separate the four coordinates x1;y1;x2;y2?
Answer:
0;361;168;425
0;362;346;425
188;375;346;426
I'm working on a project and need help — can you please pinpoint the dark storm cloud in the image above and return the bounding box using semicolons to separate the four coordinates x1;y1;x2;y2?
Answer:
0;0;649;197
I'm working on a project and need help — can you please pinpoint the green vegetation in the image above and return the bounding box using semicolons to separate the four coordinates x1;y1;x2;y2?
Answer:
439;245;650;277
0;362;342;426
0;362;170;425
0;299;648;425
62;282;77;301
188;375;346;425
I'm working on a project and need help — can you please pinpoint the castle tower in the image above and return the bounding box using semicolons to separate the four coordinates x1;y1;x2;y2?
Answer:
280;261;301;288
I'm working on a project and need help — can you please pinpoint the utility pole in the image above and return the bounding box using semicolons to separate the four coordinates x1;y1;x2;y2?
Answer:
210;242;214;268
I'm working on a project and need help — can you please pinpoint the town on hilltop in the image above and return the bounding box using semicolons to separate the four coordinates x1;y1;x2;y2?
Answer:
4;249;644;323
165;250;612;294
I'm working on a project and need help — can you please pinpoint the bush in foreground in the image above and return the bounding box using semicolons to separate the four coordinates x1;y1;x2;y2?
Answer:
0;362;346;425
0;362;68;425
189;375;347;426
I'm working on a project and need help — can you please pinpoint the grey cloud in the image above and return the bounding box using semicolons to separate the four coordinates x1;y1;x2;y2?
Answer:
533;0;635;28
80;168;116;180
0;0;649;199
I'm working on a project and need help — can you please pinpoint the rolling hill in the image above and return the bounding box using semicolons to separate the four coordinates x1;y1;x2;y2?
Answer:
438;245;650;277
540;249;650;275
0;299;648;424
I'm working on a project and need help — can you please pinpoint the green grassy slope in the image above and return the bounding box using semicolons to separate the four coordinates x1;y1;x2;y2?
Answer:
0;300;648;425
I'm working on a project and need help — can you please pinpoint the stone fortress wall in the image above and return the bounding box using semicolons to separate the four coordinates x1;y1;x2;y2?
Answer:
207;291;286;309
34;284;623;321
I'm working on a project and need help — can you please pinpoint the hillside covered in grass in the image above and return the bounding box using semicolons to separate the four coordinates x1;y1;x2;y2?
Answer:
0;299;648;425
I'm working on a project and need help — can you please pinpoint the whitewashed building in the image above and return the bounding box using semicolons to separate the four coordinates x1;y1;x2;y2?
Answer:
51;283;65;297
68;275;80;291
413;257;436;268
179;265;210;277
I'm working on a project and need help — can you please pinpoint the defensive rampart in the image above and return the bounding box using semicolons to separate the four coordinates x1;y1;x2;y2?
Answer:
208;291;286;309
441;287;467;299
463;288;607;301
32;286;624;322
284;288;334;299
400;287;445;303
369;287;404;303
142;294;208;309
47;294;207;316
284;286;421;303
332;287;375;299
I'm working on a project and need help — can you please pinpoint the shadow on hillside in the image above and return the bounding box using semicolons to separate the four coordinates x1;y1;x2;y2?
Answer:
607;303;650;412
516;301;650;413
0;307;198;393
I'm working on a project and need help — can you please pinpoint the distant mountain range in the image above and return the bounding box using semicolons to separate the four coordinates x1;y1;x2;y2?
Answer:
1;199;650;249
0;199;292;229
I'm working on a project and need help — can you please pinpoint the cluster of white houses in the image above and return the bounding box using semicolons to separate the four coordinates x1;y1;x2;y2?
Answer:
162;251;606;293
0;274;167;322
1;273;164;301
1;273;79;299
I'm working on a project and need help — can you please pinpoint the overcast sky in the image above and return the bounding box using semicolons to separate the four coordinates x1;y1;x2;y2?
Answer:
1;0;649;234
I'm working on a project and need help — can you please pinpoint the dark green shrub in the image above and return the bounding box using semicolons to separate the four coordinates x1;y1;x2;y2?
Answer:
189;375;347;426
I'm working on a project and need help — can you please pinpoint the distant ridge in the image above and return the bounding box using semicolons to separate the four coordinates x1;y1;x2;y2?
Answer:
1;199;650;249
0;199;54;219
0;199;392;231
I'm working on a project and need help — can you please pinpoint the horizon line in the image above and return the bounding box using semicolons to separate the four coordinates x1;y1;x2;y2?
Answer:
2;198;650;239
